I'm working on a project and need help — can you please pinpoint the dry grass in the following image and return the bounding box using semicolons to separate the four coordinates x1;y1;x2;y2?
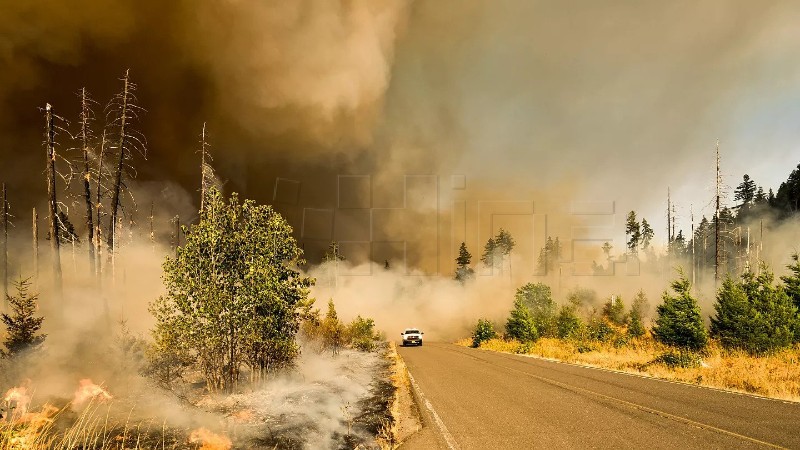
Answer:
459;337;800;402
377;342;420;450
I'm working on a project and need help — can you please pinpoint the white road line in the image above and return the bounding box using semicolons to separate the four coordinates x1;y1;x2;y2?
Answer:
407;371;460;450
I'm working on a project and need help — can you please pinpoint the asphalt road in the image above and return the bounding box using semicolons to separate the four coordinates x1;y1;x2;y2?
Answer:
397;342;800;449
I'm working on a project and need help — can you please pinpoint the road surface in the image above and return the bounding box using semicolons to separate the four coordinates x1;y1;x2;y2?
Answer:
398;342;800;449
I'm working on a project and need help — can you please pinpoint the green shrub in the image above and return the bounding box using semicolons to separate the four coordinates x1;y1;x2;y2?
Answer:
652;349;702;369
586;317;614;342
516;282;557;337
472;319;496;348
348;315;379;352
602;295;627;326
556;305;582;339
711;268;798;355
506;299;539;343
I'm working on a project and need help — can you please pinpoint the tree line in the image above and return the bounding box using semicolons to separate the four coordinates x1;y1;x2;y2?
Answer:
472;254;800;359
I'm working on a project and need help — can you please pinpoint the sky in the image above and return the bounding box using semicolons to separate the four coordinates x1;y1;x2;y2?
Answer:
1;0;799;270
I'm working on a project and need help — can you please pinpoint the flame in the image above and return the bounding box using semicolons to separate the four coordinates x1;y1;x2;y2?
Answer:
72;379;112;405
3;386;32;418
5;404;58;448
189;427;232;450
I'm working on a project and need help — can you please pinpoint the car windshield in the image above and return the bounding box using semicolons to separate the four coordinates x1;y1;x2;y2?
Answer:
405;329;420;334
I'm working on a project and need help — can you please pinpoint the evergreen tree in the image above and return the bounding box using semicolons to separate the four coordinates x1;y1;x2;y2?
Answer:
734;174;757;207
774;163;800;214
625;211;641;255
1;278;46;358
652;270;708;351
515;282;556;336
506;298;539;343
640;219;654;251
712;266;798;354
601;295;627;326
321;299;345;355
454;242;475;283
754;186;767;204
781;253;800;311
481;237;498;270
494;228;516;257
556;305;582;339
537;236;562;274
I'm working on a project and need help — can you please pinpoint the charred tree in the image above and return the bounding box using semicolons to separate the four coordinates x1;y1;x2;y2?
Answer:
2;183;8;307
715;140;721;285
32;208;38;285
45;103;63;303
94;130;107;278
107;70;146;255
77;88;96;276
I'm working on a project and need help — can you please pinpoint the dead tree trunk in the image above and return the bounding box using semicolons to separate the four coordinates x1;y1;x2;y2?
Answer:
108;70;130;254
79;88;96;277
94;131;106;279
45;103;63;304
32;207;38;285
2;183;8;307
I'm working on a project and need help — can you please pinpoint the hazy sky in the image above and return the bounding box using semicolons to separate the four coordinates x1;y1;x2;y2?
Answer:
1;0;799;259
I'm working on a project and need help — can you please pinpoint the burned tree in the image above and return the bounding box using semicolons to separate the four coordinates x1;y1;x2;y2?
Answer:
44;103;63;302
1;183;8;307
76;88;98;276
106;70;146;255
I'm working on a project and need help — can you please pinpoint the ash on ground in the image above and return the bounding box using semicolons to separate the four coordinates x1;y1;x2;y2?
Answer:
201;346;394;449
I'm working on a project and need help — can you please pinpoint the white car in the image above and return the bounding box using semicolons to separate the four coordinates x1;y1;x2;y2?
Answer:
400;328;424;346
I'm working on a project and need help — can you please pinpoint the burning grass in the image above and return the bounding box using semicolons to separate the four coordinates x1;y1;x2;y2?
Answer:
460;337;800;402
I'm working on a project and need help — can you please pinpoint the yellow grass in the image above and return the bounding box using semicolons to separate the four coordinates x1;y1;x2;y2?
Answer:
460;337;800;402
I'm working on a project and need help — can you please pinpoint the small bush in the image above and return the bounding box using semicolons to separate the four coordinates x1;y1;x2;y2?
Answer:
652;350;702;369
515;342;534;354
472;319;496;348
506;299;539;343
348;315;379;352
586;318;614;342
556;305;582;339
652;270;708;351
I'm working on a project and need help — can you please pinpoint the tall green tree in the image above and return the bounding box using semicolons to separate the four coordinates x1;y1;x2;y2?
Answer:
734;174;757;207
515;282;556;336
652;270;708;351
455;242;474;283
1;278;46;358
149;188;313;392
537;236;562;275
782;253;800;309
625;211;641;255
481;237;498;270
774;163;800;214
640;219;654;251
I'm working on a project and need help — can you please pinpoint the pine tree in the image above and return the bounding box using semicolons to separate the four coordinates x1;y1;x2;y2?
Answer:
556;305;582;339
781;253;800;311
454;242;474;283
640;218;654;251
734;174;757;207
481;237;498;269
537;236;562;274
625;211;641;255
712;266;798;354
1;278;46;358
652;270;708;351
505;298;538;343
602;295;627;326
322;299;345;355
